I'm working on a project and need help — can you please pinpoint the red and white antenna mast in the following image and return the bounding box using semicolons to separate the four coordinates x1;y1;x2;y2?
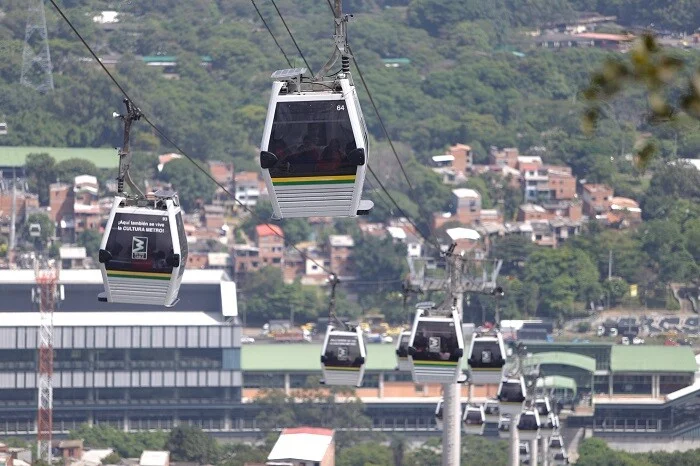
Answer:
33;254;61;464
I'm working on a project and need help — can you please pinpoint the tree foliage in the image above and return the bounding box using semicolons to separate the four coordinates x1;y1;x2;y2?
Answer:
165;425;220;464
68;424;167;458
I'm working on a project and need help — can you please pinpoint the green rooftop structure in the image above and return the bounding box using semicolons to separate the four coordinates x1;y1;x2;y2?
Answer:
523;351;595;393
0;146;118;169
536;375;577;398
610;346;697;373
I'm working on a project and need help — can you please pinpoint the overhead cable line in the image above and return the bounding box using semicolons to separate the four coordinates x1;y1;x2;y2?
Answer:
269;0;314;76
250;0;293;68
46;0;336;278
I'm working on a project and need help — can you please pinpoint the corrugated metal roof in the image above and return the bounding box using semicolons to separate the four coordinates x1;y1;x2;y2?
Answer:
524;351;596;373
611;346;697;373
0;311;222;327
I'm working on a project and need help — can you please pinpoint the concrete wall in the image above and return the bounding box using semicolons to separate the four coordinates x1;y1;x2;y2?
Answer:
600;436;700;453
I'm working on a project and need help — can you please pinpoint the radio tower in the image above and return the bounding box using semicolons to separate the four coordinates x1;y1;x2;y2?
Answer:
20;0;54;93
33;256;60;463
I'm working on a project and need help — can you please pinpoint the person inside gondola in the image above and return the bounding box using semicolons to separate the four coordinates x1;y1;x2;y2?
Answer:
413;332;428;354
317;138;345;172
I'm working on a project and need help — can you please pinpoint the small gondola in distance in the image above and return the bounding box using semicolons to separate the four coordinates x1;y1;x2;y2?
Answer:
434;398;443;430
496;376;527;417
467;332;507;385
259;68;373;219
320;324;366;387
462;403;486;435
407;308;465;384
98;190;188;307
516;409;541;441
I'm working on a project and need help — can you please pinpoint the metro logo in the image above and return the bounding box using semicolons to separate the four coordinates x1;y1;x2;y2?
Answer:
132;236;148;260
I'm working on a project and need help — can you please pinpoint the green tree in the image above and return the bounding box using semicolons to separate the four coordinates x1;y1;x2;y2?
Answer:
54;158;100;184
337;442;393;466
165;425;219;464
22;213;55;251
405;438;441;466
25;153;56;206
160;158;216;211
78;229;103;259
68;425;167;458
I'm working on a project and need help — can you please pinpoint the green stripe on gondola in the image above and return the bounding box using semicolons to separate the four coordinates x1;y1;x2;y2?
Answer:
107;271;172;281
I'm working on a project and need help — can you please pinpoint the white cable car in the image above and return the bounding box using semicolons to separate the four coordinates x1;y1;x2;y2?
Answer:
541;412;559;437
519;441;530;463
98;191;187;307
467;332;506;385
549;433;563;450
462;404;485;435
434;399;443;430
551;448;569;465
395;330;412;371
259;68;373;219
517;409;541;441
483;399;500;423
407;307;464;384
497;377;527;417
497;415;512;439
320;324;366;387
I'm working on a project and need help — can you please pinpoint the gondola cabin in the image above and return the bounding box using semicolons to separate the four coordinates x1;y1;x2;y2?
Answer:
498;415;512;439
519;442;530;462
535;397;552;417
467;332;506;385
320;325;366;387
259;68;373;219
462;404;485;435
549;434;563;450
434;399;443;430
552;448;569;465
497;377;527;417
516;409;541;441
395;330;412;371
541;412;559;436
407;308;464;384
483;399;500;423
98;191;187;307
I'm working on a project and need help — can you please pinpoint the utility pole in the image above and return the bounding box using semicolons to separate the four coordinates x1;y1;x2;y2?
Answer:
408;233;503;466
9;167;17;253
21;0;54;93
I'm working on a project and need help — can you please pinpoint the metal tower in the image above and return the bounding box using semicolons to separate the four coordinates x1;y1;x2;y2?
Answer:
21;0;54;93
33;257;61;463
408;236;503;466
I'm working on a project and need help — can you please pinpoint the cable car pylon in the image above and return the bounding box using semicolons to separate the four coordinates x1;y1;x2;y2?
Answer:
406;237;503;466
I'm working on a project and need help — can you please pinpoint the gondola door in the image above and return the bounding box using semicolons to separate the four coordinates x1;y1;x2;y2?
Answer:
320;326;366;387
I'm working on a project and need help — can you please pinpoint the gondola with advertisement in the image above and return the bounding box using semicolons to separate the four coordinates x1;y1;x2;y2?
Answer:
395;330;412;372
258;2;372;219
407;304;465;384
467;331;507;385
98;100;187;307
462;403;485;435
320;324;366;387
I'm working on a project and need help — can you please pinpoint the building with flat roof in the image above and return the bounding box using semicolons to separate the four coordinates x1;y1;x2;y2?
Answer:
0;269;242;436
267;427;335;466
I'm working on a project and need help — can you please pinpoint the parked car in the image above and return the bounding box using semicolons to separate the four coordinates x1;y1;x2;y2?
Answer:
242;336;256;344
632;337;645;345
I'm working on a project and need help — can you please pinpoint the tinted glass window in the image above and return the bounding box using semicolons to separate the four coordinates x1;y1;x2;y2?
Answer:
470;339;504;367
105;212;174;274
411;320;460;361
324;333;362;367
397;333;411;357
267;100;358;178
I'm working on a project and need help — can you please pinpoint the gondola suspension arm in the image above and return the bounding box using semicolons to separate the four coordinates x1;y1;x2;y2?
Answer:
114;98;145;198
314;0;352;80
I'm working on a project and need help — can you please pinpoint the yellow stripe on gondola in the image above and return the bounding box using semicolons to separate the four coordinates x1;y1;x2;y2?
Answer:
107;270;172;280
470;367;504;371
324;366;361;371
413;360;460;366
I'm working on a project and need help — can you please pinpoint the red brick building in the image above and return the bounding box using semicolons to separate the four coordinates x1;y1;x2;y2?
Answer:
582;183;613;216
256;224;284;267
